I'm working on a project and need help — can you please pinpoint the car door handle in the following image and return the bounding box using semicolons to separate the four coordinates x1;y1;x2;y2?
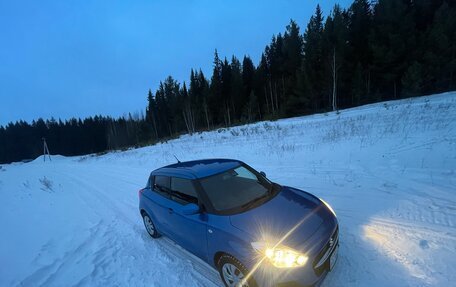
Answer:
168;208;174;214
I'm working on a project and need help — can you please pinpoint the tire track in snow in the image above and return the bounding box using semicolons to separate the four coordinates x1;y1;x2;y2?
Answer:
47;165;221;287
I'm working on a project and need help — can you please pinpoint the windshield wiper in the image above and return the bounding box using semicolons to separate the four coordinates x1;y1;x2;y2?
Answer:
241;193;269;209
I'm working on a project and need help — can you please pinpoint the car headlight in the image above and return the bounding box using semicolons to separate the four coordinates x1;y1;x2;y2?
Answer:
320;198;336;217
251;242;308;268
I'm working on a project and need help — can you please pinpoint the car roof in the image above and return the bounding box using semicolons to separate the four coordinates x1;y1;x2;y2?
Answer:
151;158;243;179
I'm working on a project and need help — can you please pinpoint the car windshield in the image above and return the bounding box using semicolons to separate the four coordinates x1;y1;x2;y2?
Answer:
199;165;273;212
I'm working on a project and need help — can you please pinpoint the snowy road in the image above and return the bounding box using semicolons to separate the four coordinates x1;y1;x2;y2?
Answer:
1;163;222;287
1;92;455;286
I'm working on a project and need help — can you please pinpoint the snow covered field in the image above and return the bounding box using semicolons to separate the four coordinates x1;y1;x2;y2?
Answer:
1;92;455;287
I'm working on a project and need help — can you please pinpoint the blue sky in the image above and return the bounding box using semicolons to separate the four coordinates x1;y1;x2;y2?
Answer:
0;0;351;125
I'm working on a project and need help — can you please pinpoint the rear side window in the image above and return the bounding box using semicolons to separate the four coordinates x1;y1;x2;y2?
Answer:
155;175;170;189
153;175;170;197
170;177;198;205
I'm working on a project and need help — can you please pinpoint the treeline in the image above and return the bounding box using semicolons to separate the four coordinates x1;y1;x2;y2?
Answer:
145;0;456;138
1;0;455;163
0;116;150;163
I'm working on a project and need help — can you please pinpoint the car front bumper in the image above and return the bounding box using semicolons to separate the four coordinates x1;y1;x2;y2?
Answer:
254;246;337;287
253;225;339;287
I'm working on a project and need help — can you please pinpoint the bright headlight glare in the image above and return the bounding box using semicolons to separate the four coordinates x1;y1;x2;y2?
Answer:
251;242;308;268
320;198;336;217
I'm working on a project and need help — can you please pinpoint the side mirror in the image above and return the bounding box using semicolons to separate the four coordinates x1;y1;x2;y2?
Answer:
260;171;267;178
181;203;200;215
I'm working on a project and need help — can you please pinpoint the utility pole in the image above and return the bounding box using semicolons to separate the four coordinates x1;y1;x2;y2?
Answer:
42;137;51;162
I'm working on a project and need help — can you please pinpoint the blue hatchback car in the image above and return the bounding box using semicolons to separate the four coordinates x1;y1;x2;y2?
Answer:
139;159;339;287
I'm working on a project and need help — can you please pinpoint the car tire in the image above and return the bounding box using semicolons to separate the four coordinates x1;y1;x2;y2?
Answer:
142;213;160;238
217;254;257;287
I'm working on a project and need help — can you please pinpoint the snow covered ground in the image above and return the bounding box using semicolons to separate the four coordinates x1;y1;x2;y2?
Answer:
1;92;455;287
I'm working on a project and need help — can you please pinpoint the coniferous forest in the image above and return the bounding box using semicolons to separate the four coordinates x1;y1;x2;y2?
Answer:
1;0;455;164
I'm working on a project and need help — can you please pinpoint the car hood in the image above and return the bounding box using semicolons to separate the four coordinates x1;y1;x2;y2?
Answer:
229;186;330;248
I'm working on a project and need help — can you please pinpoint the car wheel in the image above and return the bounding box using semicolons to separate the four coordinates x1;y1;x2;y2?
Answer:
142;213;160;238
218;254;257;287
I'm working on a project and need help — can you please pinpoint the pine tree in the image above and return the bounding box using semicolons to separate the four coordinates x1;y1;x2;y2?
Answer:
348;0;372;67
254;54;270;117
303;5;325;111
370;0;416;99
181;82;195;134
146;89;159;139
230;56;243;121
283;20;303;78
264;33;286;115
323;5;349;110
282;20;304;114
221;57;232;126
209;50;222;127
422;1;456;92
348;0;372;102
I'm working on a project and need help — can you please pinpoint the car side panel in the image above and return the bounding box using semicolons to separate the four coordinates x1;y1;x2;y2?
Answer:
206;214;256;270
141;188;173;235
165;200;209;261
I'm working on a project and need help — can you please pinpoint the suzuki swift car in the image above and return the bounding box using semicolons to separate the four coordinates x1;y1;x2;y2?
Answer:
138;159;338;287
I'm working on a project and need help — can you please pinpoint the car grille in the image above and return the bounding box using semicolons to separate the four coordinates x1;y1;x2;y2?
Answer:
313;225;339;276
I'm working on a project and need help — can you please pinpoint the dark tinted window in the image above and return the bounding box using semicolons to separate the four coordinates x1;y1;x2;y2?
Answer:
153;175;170;197
170;177;198;205
155;175;170;189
